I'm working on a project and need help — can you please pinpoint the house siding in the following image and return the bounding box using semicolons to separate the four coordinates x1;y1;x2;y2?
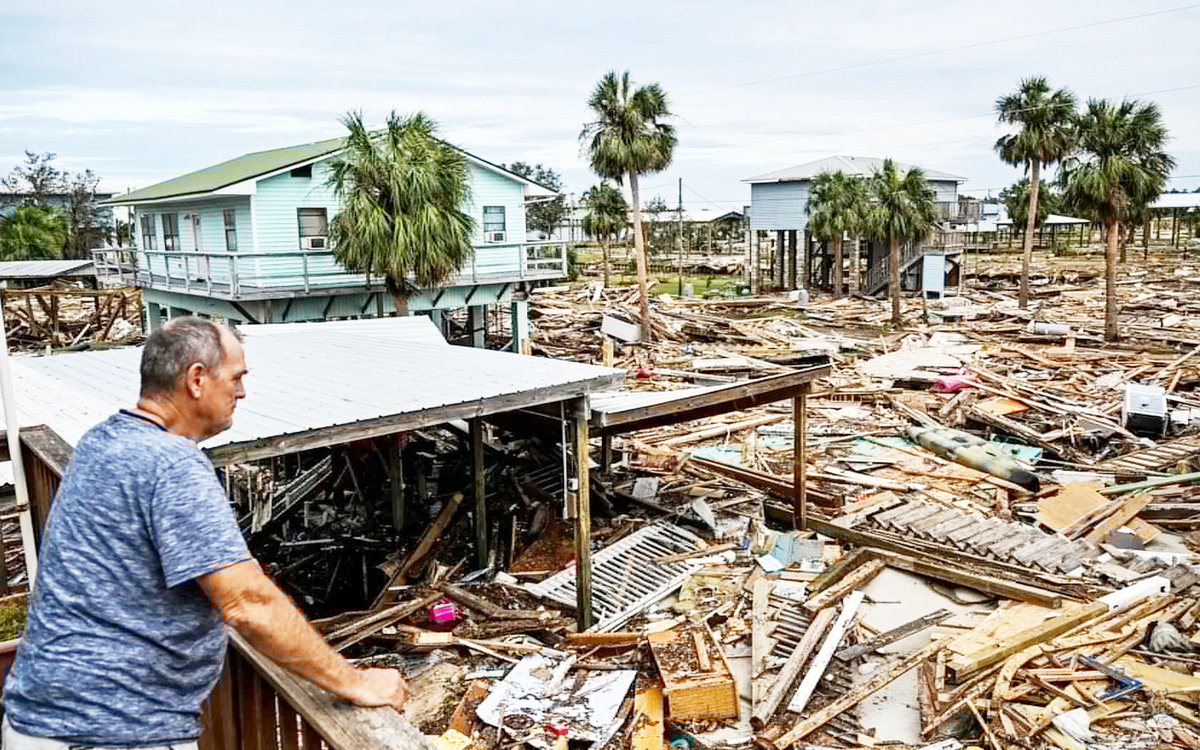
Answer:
750;182;808;231
930;180;958;203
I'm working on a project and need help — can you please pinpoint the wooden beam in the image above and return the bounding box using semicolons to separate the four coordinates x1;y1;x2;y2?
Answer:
573;398;593;630
787;591;865;714
772;642;942;749
836;609;952;661
803;558;884;612
208;380;620;466
751;606;836;729
946;602;1107;681
470;417;487;569
795;393;807;530
591;368;826;436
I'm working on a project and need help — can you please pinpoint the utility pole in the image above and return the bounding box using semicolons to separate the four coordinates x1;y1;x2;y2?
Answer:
677;178;685;296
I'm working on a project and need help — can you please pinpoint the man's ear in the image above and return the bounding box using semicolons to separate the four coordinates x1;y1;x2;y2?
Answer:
185;362;206;399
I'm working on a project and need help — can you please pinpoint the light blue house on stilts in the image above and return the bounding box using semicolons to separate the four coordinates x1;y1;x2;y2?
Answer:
96;137;565;349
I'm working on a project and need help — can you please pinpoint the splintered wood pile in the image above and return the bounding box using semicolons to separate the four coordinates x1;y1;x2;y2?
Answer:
1;286;142;350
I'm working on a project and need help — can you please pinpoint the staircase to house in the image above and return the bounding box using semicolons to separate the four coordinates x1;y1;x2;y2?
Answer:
865;240;924;297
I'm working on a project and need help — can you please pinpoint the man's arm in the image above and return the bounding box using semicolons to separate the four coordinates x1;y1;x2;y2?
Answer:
198;560;405;710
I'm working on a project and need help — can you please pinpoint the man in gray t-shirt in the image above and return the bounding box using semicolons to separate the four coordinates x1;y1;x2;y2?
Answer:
3;317;405;747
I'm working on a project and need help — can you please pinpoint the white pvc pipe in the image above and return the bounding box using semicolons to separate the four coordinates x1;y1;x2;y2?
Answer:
0;302;39;588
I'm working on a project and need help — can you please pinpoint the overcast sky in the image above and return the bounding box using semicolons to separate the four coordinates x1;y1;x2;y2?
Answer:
3;0;1198;213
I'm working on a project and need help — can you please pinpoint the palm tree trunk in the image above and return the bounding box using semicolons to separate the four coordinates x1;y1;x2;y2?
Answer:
1105;218;1120;342
889;238;902;327
1019;160;1039;309
832;236;844;298
602;237;611;288
628;171;652;341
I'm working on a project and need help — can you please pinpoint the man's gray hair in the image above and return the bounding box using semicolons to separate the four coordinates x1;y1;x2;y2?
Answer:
140;317;244;394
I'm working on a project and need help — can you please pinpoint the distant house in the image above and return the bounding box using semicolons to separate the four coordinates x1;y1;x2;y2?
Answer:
97;137;563;347
744;156;968;296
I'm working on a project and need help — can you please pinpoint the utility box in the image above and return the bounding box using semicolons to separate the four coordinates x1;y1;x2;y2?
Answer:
1123;384;1168;437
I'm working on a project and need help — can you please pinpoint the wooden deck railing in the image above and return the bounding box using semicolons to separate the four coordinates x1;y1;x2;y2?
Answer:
92;242;568;301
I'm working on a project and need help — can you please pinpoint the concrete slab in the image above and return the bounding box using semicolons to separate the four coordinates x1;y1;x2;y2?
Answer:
854;567;993;744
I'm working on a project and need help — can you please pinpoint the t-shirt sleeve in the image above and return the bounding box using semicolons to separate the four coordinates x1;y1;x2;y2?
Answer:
151;452;251;588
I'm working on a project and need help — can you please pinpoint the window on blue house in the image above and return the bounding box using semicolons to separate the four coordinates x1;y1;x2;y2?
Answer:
483;206;506;241
297;208;328;250
139;215;156;251
290;164;313;178
162;213;179;252
223;208;238;251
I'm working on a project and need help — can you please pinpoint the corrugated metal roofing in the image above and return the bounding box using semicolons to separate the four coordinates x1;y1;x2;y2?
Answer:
101;138;346;205
0;317;622;456
102;137;559;206
0;260;95;278
745;155;966;184
1152;193;1200;210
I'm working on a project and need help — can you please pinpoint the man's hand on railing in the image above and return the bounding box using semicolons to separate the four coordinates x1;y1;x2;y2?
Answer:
339;667;407;711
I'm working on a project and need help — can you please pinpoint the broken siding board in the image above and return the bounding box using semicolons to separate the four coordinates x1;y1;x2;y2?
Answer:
786;591;864;714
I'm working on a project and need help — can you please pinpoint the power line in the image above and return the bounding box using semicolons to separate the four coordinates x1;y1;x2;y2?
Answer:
680;5;1200;97
686;83;1200;150
474;5;1199;131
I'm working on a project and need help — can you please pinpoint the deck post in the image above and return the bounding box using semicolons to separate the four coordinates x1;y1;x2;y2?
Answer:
572;397;593;629
510;297;531;355
467;305;486;349
470;417;487;569
794;390;808;531
390;438;405;532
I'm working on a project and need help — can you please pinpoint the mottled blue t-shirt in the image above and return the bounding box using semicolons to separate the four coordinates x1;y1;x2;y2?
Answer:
4;411;251;745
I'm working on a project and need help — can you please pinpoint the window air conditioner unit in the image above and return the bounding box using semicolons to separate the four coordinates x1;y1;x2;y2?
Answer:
486;230;507;243
302;236;327;250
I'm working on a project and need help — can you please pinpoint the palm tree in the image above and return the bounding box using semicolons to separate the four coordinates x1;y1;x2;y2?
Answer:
1062;99;1174;342
808;171;866;298
580;183;627;288
995;77;1077;310
326;111;475;313
865;160;937;327
581;71;677;339
0;206;66;260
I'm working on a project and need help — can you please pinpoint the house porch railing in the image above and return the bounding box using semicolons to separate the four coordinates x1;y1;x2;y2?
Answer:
92;242;567;300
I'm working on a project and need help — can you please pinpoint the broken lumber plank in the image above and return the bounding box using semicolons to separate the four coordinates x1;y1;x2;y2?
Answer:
803;558;884;612
787;590;864;714
1082;493;1154;544
654;542;737;563
836;609;952;661
772;642;942;749
807;547;874;597
865;548;1063;608
633;685;664;750
438;583;553;621
751;606;836;730
946;602;1107;681
567;632;642;646
374;492;465;606
327;593;442;652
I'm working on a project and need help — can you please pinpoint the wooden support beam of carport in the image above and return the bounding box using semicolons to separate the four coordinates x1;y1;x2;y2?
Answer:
571;397;593;630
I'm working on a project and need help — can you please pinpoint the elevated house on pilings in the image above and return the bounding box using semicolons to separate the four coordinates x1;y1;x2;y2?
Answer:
743;156;969;297
96;138;566;350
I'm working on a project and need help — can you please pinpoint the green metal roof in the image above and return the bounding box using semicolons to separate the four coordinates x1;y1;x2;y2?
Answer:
102;137;346;205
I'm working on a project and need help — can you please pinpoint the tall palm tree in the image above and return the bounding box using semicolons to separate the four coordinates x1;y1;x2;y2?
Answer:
326;111;475;313
995;77;1077;310
580;183;627;288
808;171;866;298
1062;99;1174;342
581;71;677;339
865;160;937;327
